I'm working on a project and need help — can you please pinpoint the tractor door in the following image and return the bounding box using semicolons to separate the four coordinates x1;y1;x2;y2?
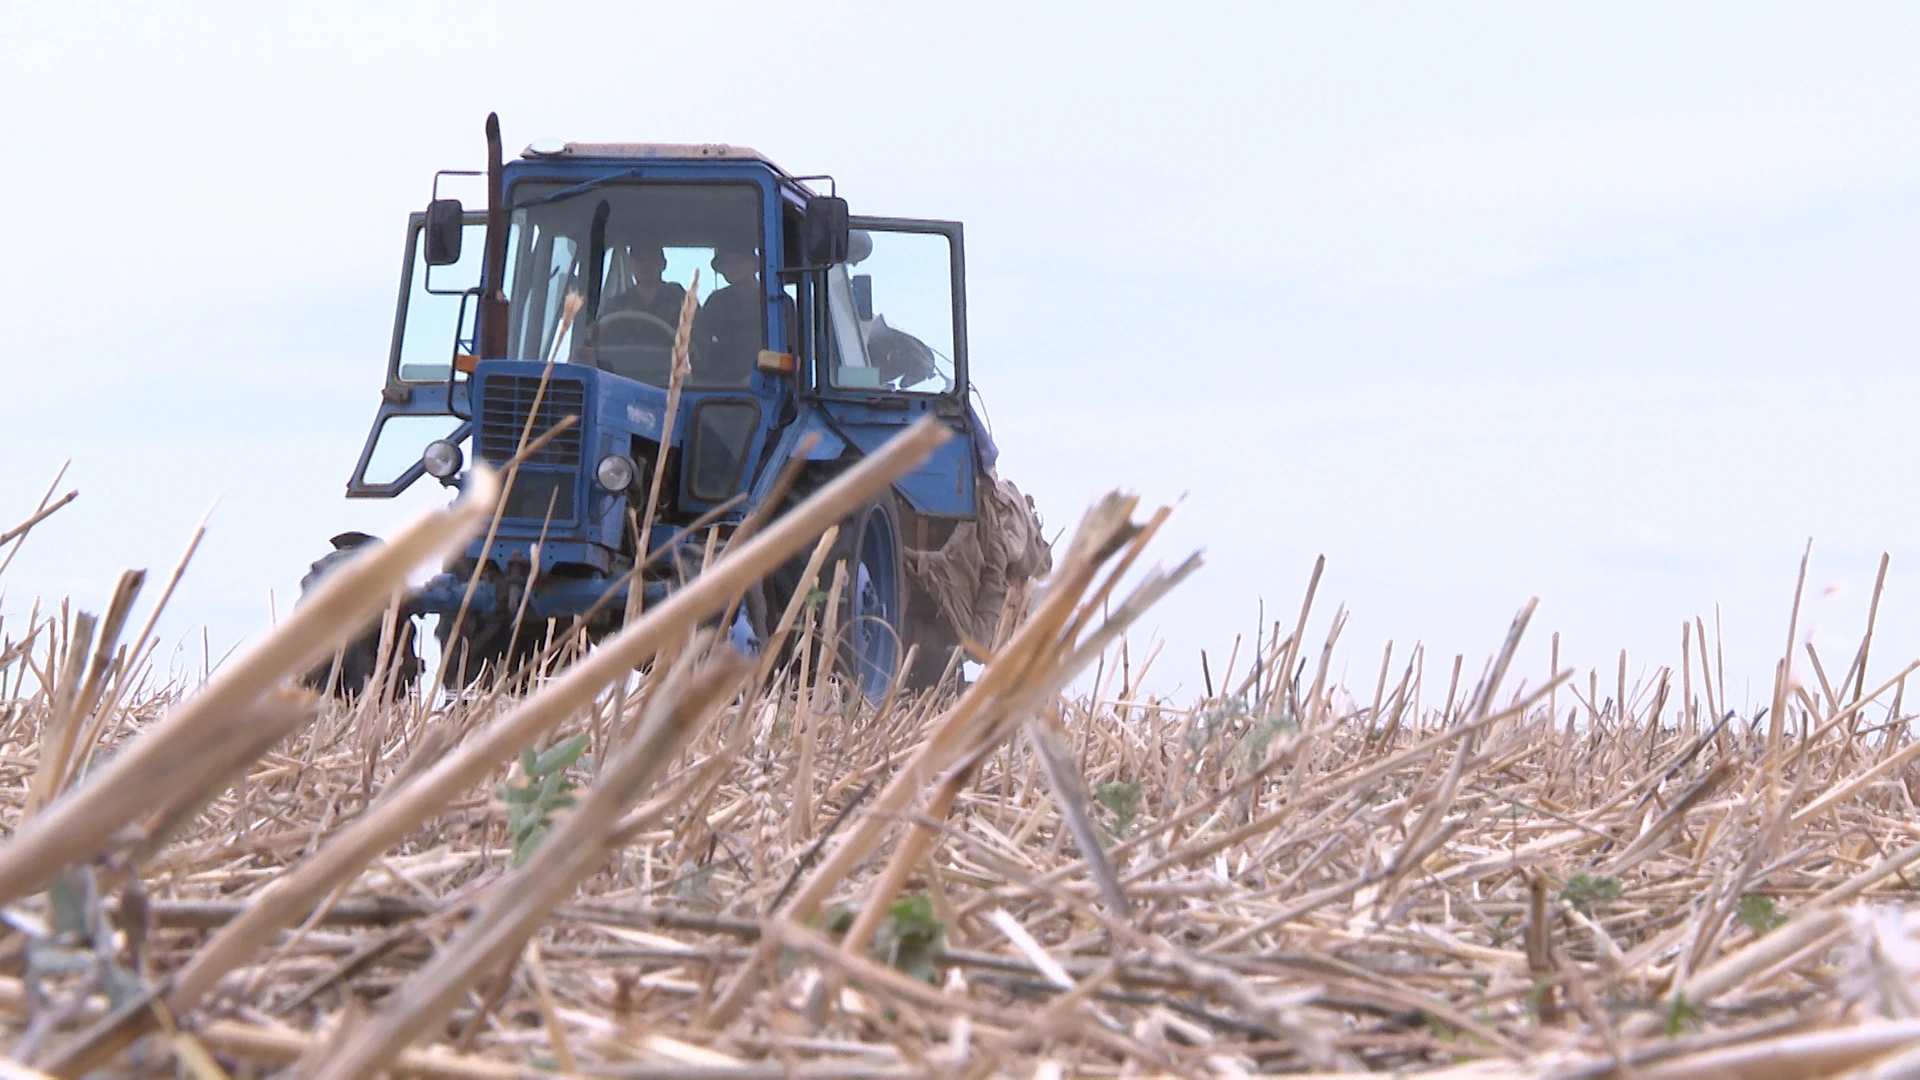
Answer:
346;210;489;498
813;217;978;518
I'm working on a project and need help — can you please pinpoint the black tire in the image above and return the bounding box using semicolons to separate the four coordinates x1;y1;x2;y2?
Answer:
298;534;421;699
762;479;912;701
824;489;909;702
302;619;422;700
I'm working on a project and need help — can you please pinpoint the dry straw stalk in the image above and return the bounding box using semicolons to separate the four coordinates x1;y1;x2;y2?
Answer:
8;462;1920;1078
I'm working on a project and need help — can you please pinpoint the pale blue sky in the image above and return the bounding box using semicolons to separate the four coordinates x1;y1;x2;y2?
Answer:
3;3;1919;707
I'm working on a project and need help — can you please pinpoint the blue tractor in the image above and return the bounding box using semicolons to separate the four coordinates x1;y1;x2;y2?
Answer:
314;116;1043;698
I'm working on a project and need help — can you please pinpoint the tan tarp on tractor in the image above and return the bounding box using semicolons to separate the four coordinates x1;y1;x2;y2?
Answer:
904;472;1053;650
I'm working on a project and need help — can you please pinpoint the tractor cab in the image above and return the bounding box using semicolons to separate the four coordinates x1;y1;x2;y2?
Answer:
351;141;974;516
323;120;1038;698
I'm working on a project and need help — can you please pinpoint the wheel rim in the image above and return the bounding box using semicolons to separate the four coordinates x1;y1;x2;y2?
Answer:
850;504;901;701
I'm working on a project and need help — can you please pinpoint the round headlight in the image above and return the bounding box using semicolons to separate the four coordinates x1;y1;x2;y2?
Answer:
596;453;636;492
422;439;464;479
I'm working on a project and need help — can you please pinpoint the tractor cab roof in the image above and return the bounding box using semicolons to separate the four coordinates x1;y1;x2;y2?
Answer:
522;141;778;168
516;141;822;199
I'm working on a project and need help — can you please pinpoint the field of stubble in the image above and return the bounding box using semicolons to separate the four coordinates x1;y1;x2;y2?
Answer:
6;423;1920;1079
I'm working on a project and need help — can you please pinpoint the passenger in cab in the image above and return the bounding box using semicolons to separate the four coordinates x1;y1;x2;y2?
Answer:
692;242;765;385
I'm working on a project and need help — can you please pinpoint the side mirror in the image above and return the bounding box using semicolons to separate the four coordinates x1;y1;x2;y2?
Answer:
424;198;464;266
801;196;849;265
851;274;874;321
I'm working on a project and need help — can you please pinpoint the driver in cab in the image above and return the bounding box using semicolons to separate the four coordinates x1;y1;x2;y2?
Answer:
590;236;688;343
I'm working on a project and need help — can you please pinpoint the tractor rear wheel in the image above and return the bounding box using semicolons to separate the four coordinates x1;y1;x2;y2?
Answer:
827;489;908;702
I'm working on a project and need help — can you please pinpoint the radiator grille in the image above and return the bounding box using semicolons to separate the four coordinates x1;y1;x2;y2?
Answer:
498;470;576;523
478;374;585;469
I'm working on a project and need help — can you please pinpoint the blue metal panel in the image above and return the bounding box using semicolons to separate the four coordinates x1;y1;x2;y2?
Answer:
822;401;977;518
748;412;847;506
870;426;974;518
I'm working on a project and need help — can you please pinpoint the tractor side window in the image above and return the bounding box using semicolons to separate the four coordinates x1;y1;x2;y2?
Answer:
825;230;956;395
394;220;485;383
363;415;465;487
507;225;581;362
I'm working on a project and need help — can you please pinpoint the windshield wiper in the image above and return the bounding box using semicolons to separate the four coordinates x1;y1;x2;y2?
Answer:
514;168;647;209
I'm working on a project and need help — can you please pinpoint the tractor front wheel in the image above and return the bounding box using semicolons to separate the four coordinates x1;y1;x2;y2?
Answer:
298;534;421;699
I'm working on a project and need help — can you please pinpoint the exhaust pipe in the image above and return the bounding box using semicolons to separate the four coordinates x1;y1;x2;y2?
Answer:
478;113;510;358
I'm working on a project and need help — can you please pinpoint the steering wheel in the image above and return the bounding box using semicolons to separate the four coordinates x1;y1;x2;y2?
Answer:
594;309;678;346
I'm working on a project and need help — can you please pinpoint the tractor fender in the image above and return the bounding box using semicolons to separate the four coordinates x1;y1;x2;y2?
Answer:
749;414;846;505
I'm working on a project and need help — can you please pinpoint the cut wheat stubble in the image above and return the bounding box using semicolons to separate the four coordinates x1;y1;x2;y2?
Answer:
7;485;1920;1077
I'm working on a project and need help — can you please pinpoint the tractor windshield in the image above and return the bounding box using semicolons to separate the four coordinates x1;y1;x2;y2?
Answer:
502;180;764;387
